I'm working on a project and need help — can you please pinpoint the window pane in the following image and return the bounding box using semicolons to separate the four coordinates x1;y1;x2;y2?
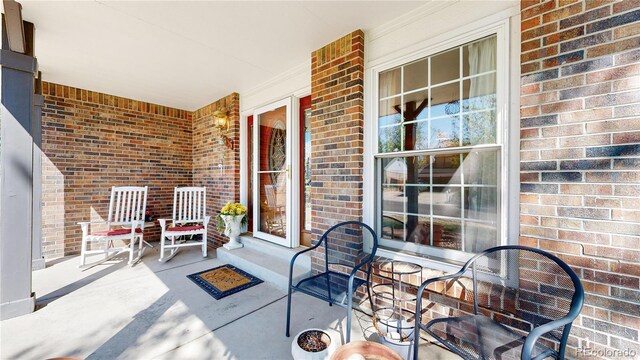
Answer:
406;215;431;245
463;151;498;185
382;157;407;185
431;48;459;85
432;154;462;185
404;156;430;185
463;110;496;145
379;125;402;153
432;186;462;218
462;73;496;112
463;35;497;77
465;187;497;222
403;58;428;92
433;218;462;250
431;82;460;118
404;121;428;151
405;185;430;215
382;185;406;213
464;221;497;253
430;116;460;149
382;213;405;241
404;90;429;122
380;68;401;98
379;97;402;127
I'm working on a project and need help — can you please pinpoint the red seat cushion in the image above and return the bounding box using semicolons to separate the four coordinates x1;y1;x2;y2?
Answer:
92;228;143;236
167;225;205;232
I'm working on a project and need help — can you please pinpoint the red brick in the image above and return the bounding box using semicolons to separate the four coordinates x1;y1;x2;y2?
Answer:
542;2;583;22
587;36;640;58
540;99;584;114
559;108;613;123
613;0;640;13
522;23;559;41
587;63;640;83
522;0;557;20
542;74;585;91
614;22;640;39
539;239;583;254
586;0;616;10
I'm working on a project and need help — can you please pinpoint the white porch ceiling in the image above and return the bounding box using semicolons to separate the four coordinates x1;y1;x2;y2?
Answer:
15;1;427;110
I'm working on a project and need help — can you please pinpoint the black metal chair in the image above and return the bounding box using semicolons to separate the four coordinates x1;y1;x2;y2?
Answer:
413;245;584;360
286;221;379;343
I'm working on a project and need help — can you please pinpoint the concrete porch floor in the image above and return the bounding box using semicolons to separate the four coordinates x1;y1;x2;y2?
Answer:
0;246;458;360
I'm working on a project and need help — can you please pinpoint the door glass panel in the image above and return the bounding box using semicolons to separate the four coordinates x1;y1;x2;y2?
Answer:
248;116;254;232
257;105;287;237
303;108;312;233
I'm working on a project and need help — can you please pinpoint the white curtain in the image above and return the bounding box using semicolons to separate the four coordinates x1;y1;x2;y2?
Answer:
379;68;401;99
465;36;498;253
468;36;497;106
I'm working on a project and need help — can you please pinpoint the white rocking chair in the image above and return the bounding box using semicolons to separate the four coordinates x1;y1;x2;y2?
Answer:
158;187;210;262
78;186;148;269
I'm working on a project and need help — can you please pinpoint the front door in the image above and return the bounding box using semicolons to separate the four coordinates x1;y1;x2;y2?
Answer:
253;97;295;247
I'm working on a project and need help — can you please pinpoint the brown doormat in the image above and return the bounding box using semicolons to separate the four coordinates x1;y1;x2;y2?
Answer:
187;264;263;300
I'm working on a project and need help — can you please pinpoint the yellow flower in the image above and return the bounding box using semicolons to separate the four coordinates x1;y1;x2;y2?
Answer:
220;201;247;216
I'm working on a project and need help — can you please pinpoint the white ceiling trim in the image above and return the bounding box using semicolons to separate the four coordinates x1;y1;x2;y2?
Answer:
241;60;309;101
366;0;459;41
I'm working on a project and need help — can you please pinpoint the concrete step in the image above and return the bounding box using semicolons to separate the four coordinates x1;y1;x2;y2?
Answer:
217;243;311;292
239;235;312;269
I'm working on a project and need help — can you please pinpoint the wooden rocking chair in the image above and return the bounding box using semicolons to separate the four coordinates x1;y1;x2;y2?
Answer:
158;187;210;262
78;186;148;269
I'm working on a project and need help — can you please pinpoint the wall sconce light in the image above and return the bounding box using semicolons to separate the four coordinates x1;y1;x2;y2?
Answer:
213;108;229;131
212;107;234;150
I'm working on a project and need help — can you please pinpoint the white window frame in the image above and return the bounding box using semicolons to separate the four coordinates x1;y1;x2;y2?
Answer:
364;18;520;272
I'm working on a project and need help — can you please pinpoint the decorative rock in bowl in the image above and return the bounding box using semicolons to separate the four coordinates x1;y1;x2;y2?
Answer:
292;329;337;360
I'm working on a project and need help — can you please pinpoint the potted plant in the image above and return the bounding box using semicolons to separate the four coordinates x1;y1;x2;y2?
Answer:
216;201;248;250
291;329;337;360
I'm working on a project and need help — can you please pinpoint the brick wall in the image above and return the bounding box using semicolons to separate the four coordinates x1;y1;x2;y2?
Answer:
192;93;241;247
310;30;365;273
519;0;640;357
41;82;192;258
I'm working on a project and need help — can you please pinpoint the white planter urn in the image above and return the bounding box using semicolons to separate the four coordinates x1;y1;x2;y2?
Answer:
221;214;244;250
291;329;337;360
